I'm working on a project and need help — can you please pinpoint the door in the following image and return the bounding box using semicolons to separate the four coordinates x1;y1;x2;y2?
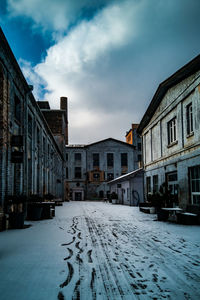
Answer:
75;192;82;201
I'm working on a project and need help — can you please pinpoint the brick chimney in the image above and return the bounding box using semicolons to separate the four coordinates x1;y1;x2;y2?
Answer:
60;97;68;145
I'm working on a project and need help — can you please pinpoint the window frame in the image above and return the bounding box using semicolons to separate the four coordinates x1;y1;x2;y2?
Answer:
186;103;193;136
167;117;177;145
189;166;200;205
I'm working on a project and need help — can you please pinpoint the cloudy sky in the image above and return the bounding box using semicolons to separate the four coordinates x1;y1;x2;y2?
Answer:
1;0;200;144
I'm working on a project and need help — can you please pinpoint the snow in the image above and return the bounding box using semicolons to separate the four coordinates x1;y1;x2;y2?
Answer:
0;201;200;300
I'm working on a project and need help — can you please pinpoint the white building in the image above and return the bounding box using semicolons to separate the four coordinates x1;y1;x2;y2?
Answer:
66;138;137;200
108;169;144;206
137;54;200;208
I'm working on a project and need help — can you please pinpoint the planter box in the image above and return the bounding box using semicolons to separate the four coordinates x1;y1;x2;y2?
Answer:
9;212;25;229
27;204;43;221
157;208;169;221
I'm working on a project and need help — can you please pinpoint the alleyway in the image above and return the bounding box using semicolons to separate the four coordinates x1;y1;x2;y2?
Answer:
0;202;200;300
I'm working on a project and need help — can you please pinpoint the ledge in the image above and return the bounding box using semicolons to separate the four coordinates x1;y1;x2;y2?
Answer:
186;132;194;138
167;140;178;148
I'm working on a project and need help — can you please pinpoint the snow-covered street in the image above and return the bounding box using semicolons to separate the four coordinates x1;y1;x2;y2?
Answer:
0;201;200;300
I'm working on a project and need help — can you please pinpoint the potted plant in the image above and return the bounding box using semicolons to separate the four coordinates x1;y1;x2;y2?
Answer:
27;194;43;220
5;194;27;229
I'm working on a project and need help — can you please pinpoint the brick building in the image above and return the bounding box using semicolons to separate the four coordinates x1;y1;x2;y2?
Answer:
0;27;67;211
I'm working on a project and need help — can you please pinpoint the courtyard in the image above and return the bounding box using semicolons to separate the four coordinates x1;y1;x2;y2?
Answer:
0;201;200;300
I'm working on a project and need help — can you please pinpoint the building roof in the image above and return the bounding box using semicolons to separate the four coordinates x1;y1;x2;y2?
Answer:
107;168;143;184
86;137;135;148
37;101;50;109
66;137;135;149
137;54;200;134
66;144;86;148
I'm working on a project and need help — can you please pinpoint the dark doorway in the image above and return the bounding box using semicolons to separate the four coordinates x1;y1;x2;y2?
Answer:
75;192;82;201
99;190;104;198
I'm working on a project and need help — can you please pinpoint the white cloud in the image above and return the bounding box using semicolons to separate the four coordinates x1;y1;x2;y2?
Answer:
12;0;200;144
19;58;45;100
7;0;115;32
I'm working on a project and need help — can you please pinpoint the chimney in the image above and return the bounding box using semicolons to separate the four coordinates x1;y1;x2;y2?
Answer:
60;97;68;145
60;97;68;111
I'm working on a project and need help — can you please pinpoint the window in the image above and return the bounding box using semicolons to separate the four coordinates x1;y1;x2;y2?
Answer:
66;167;68;179
186;103;193;135
107;173;114;181
93;173;100;181
166;171;178;195
138;154;142;162
75;153;81;161
28;114;32;136
93;153;99;167
153;175;158;193
37;127;40;145
168;118;177;145
66;153;68;161
138;143;141;151
75;167;81;179
146;177;151;194
121;153;128;167
107;153;114;167
14;95;21;122
190;166;200;205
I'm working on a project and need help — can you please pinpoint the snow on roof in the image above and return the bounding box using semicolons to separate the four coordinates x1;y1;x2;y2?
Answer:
107;168;143;184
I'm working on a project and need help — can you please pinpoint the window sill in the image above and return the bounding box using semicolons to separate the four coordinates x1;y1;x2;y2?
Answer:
167;140;178;148
186;132;194;138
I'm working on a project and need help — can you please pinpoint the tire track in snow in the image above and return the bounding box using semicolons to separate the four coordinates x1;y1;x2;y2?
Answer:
72;279;80;300
90;268;97;300
85;216;131;299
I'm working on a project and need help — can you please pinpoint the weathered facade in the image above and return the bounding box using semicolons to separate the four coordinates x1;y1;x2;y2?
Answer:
66;138;137;200
0;27;67;210
108;169;144;206
137;55;200;208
